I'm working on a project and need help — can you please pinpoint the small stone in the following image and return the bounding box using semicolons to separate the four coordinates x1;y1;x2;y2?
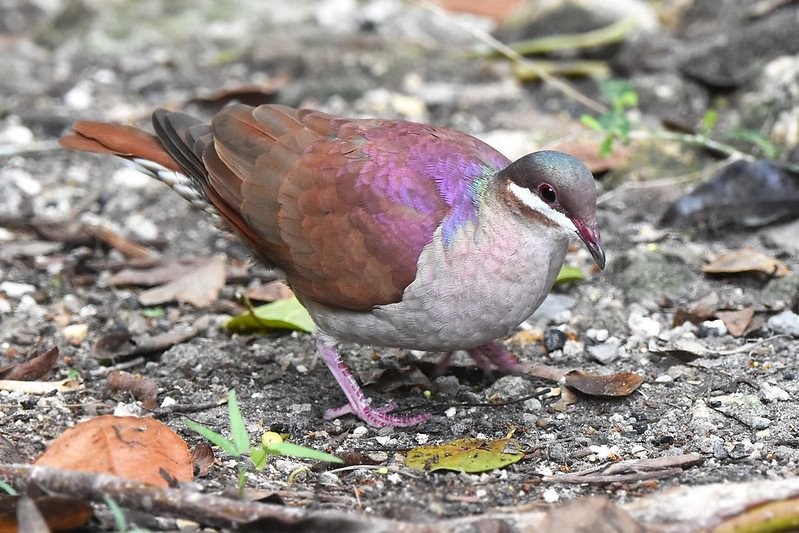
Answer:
0;123;34;145
698;319;727;337
160;396;177;408
415;433;429;445
62;323;89;346
628;313;661;338
767;310;799;336
351;426;368;438
547;442;568;462
587;338;621;364
542;488;559;503
562;340;584;357
434;375;460;394
654;374;674;383
750;417;771;430
712;439;729;460
0;281;36;298
445;406;457;418
484;375;534;400
761;382;791;402
586;328;609;342
543;328;566;352
523;398;542;412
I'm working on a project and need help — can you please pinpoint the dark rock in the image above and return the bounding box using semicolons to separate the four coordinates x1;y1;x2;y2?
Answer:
661;160;799;231
543;328;566;353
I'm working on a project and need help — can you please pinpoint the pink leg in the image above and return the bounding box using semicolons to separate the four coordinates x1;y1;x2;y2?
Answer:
317;335;430;428
434;351;455;376
467;341;521;373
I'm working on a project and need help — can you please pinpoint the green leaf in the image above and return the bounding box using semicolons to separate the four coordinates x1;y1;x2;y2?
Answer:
580;114;603;131
184;419;240;457
0;480;17;496
228;389;250;454
405;435;524;473
555;265;586;285
268;441;344;463
224;296;316;334
250;446;270;470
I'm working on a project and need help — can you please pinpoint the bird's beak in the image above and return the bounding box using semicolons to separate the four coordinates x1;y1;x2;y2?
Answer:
573;220;606;270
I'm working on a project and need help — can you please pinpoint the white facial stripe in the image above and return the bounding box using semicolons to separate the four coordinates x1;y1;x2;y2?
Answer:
508;182;577;233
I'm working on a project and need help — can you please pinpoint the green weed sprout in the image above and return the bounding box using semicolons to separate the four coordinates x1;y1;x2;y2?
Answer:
184;390;342;490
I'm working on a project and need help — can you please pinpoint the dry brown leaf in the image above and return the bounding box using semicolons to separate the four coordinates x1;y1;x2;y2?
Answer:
108;258;207;287
34;415;193;488
0;346;58;381
716;307;756;337
703;248;790;278
563;370;644;397
106;370;159;409
244;280;293;302
81;223;156;259
139;256;226;307
190;76;288;111
190;443;215;477
551;386;579;412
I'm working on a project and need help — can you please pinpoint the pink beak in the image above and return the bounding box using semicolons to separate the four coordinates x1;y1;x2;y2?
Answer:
573;220;605;269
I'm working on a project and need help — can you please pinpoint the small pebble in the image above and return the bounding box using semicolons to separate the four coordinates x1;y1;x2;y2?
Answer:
767;310;799;336
62;323;88;346
698;319;727;337
351;426;368;438
760;382;790;401
542;488;559;503
587;338;620;364
750;417;771;430
543;328;566;352
562;340;584;357
415;433;429;445
0;281;36;298
160;396;177;408
445;406;457;418
586;328;609;342
628;313;661;338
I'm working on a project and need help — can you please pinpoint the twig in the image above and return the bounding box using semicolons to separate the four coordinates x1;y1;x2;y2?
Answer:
506;17;638;56
0;464;426;530
419;0;607;113
543;453;703;484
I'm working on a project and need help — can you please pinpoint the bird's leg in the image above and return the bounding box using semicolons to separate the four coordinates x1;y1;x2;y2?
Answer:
316;334;430;427
466;341;521;373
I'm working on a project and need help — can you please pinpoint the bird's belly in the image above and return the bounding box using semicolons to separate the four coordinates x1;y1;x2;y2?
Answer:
306;223;569;352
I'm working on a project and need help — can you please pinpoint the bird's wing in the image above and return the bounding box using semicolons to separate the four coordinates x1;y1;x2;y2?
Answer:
201;104;511;310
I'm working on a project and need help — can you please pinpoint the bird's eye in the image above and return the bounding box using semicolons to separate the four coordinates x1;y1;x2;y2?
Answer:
539;183;557;203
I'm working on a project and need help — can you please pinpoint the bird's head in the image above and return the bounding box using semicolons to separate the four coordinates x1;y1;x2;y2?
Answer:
498;150;605;269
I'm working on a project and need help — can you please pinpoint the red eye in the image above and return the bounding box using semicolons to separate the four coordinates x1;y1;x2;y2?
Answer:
539;183;557;203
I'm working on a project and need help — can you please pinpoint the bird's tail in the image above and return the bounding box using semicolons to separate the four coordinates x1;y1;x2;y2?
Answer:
60;110;216;216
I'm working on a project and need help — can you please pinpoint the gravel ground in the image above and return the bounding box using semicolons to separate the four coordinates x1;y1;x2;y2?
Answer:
1;0;798;529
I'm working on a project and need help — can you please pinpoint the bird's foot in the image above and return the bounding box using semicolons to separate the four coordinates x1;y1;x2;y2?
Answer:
435;342;521;375
317;335;430;428
324;401;429;427
469;341;521;373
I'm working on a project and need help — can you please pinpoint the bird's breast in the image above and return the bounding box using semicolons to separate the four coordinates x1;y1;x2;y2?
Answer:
306;206;571;351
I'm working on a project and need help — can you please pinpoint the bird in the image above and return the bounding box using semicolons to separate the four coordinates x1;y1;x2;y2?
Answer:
60;104;605;427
